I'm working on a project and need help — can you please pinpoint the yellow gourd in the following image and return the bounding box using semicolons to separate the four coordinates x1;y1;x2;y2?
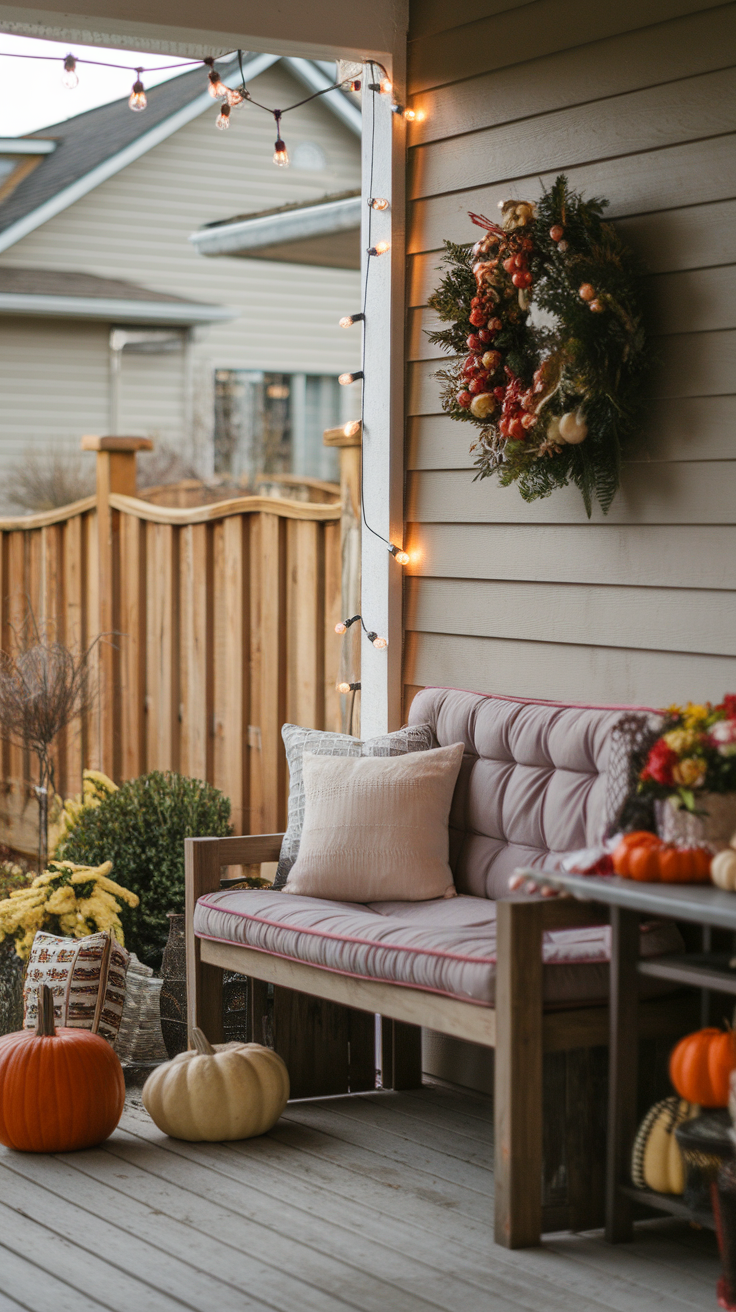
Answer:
142;1029;289;1141
631;1097;698;1194
711;841;736;891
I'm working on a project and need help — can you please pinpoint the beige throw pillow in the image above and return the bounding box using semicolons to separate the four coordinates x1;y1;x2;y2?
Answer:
284;741;464;902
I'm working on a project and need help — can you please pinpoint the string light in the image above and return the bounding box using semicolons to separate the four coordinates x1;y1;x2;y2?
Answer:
343;421;361;438
272;111;289;167
389;545;410;566
339;371;363;386
205;57;228;100
216;103;231;130
380;78;393;95
337;681;361;694
367;241;390;256
227;87;245;107
334;616;388;649
62;54;78;89
128;70;147;112
369;198;389;211
339;313;364;328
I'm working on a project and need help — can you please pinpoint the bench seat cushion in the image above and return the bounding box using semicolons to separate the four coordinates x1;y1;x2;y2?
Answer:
194;890;682;1008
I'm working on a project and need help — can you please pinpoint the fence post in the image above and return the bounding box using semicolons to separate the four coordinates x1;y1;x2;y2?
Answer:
323;423;361;734
80;435;153;778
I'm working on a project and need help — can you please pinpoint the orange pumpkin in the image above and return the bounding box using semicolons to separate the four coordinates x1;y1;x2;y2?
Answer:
612;834;711;884
0;984;125;1152
669;1027;736;1108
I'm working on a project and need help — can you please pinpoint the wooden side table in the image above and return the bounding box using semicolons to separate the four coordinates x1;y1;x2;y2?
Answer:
523;873;736;1241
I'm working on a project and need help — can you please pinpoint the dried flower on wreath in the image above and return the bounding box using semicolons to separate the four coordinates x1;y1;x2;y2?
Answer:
427;175;652;516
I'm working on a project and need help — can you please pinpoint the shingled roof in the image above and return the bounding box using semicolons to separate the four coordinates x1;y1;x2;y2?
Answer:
0;59;233;239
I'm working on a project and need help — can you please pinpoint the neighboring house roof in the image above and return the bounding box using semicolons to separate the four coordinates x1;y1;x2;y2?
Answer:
0;54;360;256
0;265;235;324
191;189;361;268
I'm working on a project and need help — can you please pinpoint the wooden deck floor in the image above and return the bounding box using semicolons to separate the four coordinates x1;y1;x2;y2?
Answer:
0;1082;721;1312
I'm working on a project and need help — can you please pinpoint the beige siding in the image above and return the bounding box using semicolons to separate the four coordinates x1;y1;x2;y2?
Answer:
0;61;361;483
403;0;736;710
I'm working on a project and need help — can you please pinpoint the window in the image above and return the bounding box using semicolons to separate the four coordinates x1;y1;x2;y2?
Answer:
213;370;346;482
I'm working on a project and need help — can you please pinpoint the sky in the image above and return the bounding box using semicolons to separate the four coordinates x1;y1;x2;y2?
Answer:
0;34;200;137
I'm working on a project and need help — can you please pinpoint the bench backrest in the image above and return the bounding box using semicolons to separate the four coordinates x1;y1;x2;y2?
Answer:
408;687;658;900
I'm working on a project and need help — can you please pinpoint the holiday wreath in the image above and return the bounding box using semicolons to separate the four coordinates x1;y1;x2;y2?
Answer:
427;176;651;516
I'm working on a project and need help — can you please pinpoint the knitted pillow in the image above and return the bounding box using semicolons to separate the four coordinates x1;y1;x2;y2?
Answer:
23;930;130;1045
274;721;435;888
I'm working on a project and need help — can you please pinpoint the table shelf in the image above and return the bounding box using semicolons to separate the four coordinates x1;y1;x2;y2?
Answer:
619;1184;716;1231
637;952;736;994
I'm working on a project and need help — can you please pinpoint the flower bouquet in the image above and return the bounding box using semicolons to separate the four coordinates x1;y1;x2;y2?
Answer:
639;697;736;847
0;859;139;960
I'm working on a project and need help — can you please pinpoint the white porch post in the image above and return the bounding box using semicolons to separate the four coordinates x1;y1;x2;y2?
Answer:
359;60;406;738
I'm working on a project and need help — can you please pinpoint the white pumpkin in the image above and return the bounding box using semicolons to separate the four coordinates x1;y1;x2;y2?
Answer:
142;1029;289;1141
558;409;588;444
711;846;736;891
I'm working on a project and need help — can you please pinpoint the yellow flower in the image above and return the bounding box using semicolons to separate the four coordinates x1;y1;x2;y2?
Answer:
46;886;77;915
672;757;707;788
664;728;701;755
683;702;712;729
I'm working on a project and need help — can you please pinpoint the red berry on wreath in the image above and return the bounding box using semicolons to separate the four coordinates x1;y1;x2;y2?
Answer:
502;257;516;274
514;254;526;269
499;417;510;437
579;283;596;302
469;309;487;327
488;318;503;332
550;225;564;242
456;390;473;409
589;299;604;313
494;387;506;402
478;328;493;344
512;271;533;289
509;417;526;440
467;334;482;351
468;376;487;394
471;297;480;308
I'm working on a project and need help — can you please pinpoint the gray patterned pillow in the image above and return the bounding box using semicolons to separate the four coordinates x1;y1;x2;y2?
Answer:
274;722;436;889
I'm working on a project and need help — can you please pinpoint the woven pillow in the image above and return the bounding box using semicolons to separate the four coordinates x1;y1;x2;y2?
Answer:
284;742;465;902
274;721;435;888
23;930;130;1045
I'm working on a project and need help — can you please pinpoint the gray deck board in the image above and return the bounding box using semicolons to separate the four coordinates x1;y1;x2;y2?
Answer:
0;1084;721;1312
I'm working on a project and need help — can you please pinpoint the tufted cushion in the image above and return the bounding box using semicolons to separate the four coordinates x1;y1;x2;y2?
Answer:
408;688;659;899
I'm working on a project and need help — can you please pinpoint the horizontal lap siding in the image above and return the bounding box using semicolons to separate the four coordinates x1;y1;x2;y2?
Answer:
403;0;736;711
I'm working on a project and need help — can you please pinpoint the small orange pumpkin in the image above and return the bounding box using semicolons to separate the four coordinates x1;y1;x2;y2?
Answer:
613;833;711;883
0;984;125;1152
669;1027;736;1108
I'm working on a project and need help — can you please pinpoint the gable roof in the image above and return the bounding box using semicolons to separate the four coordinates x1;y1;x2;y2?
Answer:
0;54;360;255
0;265;235;324
190;190;361;268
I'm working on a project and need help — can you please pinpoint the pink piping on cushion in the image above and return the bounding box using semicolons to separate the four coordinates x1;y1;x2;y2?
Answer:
196;894;496;965
194;929;493;1006
417;687;662;714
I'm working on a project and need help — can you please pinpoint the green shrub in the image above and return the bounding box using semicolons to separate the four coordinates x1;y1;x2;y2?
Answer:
57;770;232;966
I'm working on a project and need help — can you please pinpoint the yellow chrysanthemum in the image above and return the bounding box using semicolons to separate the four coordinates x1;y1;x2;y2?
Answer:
683;702;712;729
663;728;701;755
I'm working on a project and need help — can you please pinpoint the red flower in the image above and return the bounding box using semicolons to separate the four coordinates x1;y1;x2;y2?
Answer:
718;694;736;720
641;740;679;787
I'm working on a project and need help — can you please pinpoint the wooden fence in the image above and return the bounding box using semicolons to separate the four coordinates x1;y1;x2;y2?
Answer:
0;437;342;855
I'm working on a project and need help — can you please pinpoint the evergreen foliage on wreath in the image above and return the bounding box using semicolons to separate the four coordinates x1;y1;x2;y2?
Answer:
427;176;651;516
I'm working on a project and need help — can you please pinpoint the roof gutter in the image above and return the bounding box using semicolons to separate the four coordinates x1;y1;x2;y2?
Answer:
0;292;237;324
190;193;362;257
0;53;279;256
0;138;56;155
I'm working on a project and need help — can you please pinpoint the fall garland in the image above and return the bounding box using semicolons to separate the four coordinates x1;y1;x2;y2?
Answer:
428;176;651;515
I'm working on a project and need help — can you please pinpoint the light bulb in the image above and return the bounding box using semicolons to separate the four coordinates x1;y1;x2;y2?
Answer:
369;197;389;211
338;681;351;694
380;78;392;95
339;313;364;328
62;54;78;90
216;104;231;130
273;137;289;167
343;421;361;438
367;241;390;256
128;72;147;112
403;109;416;121
335;622;347;635
339;371;363;386
208;68;228;100
227;87;245;107
389;545;410;565
372;635;388;650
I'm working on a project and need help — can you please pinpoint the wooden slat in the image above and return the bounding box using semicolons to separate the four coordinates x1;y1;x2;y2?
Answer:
145;521;178;773
323;520;342;732
408;5;736;143
404;628;736;707
407;459;736;526
407;397;736;469
110;492;340;525
408;0;723;92
257;513;287;834
404;522;736;590
216;516;247;832
405;576;736;656
407;133;736;258
62;514;84;794
178;522;212;786
286;518;324;731
84;510;100;773
118;512;145;780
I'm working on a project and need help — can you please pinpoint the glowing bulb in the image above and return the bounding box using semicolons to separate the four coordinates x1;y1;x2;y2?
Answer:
339;371;363;386
227;87;245;107
348;79;361;92
208;68;228;100
338;682;351;694
273;137;289;167
369;197;389;211
335;622;347;635
372;635;388;650
380;78;392;95
343;421;361;438
128;72;147;112
404;109;416;121
62;54;78;90
368;241;390;256
339;313;364;328
216;103;231;130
